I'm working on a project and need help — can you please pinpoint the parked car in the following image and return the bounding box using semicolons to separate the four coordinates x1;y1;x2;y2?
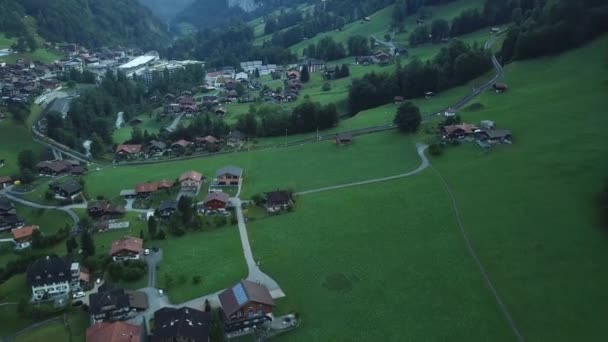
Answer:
152;247;159;252
73;291;85;299
144;248;150;256
158;289;164;296
72;300;83;307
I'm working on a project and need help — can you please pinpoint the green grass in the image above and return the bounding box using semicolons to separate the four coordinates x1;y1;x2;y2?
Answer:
248;174;512;341
112;113;170;144
84;131;420;199
0;120;43;177
155;227;247;303
0;48;61;64
0;274;29;302
246;35;608;341
12;311;89;342
0;33;15;48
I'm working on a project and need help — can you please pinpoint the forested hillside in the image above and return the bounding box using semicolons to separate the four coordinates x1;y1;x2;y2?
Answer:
137;0;195;21
1;0;169;49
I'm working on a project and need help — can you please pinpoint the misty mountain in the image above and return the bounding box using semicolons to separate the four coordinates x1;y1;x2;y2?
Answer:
137;0;196;21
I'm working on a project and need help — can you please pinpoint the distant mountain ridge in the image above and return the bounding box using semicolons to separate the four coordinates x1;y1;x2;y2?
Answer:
137;0;195;21
0;0;169;49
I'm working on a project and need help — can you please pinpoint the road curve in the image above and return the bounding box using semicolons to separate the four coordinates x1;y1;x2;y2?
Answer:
1;190;80;228
296;143;429;196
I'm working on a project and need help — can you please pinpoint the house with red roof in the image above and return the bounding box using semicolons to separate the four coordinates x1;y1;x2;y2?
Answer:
135;182;158;197
179;171;203;193
218;280;275;332
110;237;143;262
115;144;143;160
200;192;230;212
86;321;143;342
11;225;38;249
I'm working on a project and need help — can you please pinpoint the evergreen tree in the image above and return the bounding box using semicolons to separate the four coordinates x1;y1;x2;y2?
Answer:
148;217;158;238
66;236;78;254
300;65;310;83
394;101;422;133
80;230;95;258
254;68;260;78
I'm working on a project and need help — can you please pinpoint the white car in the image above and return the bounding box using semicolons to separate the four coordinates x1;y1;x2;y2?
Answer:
96;278;101;285
144;249;150;256
158;289;164;296
73;291;85;299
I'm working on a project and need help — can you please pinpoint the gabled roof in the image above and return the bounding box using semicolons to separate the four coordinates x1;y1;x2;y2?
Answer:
26;256;71;287
159;200;177;212
196;135;219;144
115;144;143;154
86;322;141;342
203;192;229;204
265;191;291;206
147;140;167;150
156;179;174;189
51;180;83;195
0;197;14;211
179;171;203;183
11;225;38;240
135;182;158;193
216;165;243;178
171;139;192;148
0;176;14;184
219;280;275;316
109;237;143;256
443;124;478;135
89;287;130;315
153;307;210;341
36;160;71;172
336;133;353;142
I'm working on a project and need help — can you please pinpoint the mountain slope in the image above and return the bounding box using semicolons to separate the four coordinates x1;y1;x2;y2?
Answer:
137;0;195;21
12;0;169;48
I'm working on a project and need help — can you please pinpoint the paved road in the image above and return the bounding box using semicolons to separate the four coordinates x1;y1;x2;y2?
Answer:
145;250;163;288
371;32;396;53
297;143;429;196
166;113;185;132
0;190;80;228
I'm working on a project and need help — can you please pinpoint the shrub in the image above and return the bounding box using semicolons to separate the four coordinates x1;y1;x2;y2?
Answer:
192;275;202;284
429;143;443;156
322;82;331;91
213;216;227;228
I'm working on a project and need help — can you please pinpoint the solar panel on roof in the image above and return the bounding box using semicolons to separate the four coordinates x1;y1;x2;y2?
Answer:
232;283;249;306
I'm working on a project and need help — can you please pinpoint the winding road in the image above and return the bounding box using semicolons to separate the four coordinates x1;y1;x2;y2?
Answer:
0;190;80;228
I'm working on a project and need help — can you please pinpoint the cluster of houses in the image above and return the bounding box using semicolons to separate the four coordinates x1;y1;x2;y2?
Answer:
0;198;45;250
441;120;513;146
0;59;63;105
354;51;393;66
114;130;245;161
36;159;87;176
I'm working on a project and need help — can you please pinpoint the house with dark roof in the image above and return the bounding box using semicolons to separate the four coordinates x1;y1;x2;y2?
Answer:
152;307;211;342
147;140;167;155
36;160;72;176
158;200;178;218
0;176;14;189
86;321;143;342
0;214;25;233
89;286;131;322
135;182;158;197
109;237;143;262
218;280;275;332
226;130;245;147
88;201;125;218
26;256;79;301
50;180;83;199
335;133;353;145
195;135;219;150
264;191;293;213
0;197;16;216
215;166;242;186
441;124;478;139
475;129;512;144
201;192;230;212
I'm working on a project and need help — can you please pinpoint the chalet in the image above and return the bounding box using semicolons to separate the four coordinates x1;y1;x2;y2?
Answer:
11;225;38;249
394;96;405;104
156;179;174;190
135;182;158;197
26;256;80;301
218;280;275;332
119;189;137;199
202;95;219;105
50;180;83;199
201;192;230;212
89;286;131;322
126;290;148;312
36;160;72;176
286;70;300;80
147;140;167;154
0;175;12;189
441;124;478;139
86;322;143;342
235;72;248;81
164;103;181;115
300;58;326;73
373;51;391;64
355;56;375;65
476;129;512;144
158;200;178;218
324;65;338;79
0;197;15;216
216;166;243;186
425;91;436;98
153;307;210;342
264;191;293;213
179;171;204;192
70;165;87;176
195;135;219;149
171;139;193;151
490;27;501;33
336;133;353;145
0;214;24;233
226;130;245;147
87;201;125;218
115;144;143;160
363;16;371;22
109;237;143;262
493;83;508;93
480;120;496;131
215;107;227;116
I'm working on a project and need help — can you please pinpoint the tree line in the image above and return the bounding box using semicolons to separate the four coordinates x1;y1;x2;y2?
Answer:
348;39;492;114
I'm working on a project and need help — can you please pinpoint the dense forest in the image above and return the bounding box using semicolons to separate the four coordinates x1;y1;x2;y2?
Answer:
1;0;169;49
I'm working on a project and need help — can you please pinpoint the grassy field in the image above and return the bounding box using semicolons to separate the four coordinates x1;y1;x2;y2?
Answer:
248;174;513;341
246;35;608;341
112;112;171;144
0;119;44;177
12;311;89;342
84;131;420;199
0;33;14;48
0;48;61;64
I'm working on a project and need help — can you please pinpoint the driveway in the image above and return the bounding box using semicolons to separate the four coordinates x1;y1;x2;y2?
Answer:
145;249;163;288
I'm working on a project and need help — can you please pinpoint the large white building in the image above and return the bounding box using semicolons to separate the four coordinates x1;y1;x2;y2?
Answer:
117;51;160;76
26;256;82;302
239;61;277;76
137;59;204;86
